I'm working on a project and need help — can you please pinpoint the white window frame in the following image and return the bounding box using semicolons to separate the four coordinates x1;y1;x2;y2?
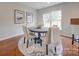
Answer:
43;10;62;30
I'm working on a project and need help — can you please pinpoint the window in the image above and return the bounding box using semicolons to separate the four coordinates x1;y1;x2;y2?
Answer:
26;12;33;27
43;10;62;30
43;13;50;27
51;11;62;30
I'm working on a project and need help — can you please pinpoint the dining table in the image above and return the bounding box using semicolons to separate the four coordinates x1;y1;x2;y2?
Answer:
29;27;48;46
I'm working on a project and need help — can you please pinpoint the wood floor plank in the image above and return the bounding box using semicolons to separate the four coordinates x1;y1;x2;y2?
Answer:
0;35;24;56
62;36;79;56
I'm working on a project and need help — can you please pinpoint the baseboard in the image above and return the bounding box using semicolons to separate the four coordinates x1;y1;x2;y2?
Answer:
0;33;24;41
61;35;72;39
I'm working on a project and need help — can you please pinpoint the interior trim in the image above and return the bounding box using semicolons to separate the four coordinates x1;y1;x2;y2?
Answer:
61;35;72;39
0;33;23;41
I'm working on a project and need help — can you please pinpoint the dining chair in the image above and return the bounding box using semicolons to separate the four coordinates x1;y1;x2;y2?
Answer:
50;25;63;56
42;27;51;55
28;28;36;41
22;25;36;48
22;25;27;43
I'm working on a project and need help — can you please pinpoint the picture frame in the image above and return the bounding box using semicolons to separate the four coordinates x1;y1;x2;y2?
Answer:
26;12;33;23
14;9;25;24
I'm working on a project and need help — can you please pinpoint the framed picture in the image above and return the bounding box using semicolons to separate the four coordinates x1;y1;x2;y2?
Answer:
26;12;33;23
14;9;25;24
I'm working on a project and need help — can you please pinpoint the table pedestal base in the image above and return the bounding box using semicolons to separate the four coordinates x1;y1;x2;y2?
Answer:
34;37;42;46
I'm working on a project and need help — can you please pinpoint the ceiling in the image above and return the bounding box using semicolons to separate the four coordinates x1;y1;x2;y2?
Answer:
19;2;63;10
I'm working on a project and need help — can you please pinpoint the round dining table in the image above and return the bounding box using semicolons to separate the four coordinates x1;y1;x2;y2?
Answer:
29;27;48;46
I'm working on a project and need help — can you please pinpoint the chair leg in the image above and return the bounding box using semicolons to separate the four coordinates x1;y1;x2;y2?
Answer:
46;44;48;55
53;46;57;56
31;38;32;41
55;47;56;53
35;38;36;44
72;34;74;45
27;40;29;48
40;40;42;46
24;37;25;44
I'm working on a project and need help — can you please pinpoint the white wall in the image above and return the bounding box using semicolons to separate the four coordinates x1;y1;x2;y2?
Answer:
37;2;79;37
0;3;37;40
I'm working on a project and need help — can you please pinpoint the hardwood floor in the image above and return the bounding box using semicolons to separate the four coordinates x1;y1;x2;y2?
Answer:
0;35;24;56
61;36;79;56
0;35;79;56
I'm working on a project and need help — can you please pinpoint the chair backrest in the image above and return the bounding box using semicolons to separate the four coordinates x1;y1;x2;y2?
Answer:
45;27;51;44
51;25;61;45
22;25;27;34
22;25;29;39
